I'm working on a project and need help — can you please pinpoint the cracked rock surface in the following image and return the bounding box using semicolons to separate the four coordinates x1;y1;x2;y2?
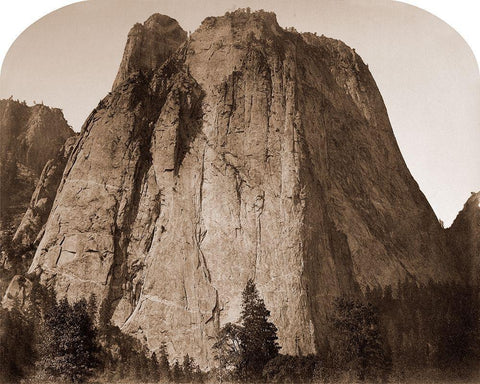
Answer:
13;136;78;251
14;10;461;367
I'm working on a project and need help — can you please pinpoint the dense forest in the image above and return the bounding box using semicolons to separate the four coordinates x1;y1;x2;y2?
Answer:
1;275;479;383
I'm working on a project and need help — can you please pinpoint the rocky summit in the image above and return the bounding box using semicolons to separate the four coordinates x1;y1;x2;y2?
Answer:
5;10;471;368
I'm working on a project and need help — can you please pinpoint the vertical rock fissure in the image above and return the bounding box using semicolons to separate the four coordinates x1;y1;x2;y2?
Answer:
289;44;320;353
101;79;170;325
194;144;212;283
173;80;205;176
253;191;265;279
234;170;243;236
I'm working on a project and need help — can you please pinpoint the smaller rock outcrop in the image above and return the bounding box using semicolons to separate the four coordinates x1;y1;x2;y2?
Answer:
1;274;33;309
447;192;480;285
0;99;74;231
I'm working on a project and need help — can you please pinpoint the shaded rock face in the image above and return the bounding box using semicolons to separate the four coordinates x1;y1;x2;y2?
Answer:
13;136;78;251
2;274;33;310
24;10;459;367
0;100;74;230
447;192;480;285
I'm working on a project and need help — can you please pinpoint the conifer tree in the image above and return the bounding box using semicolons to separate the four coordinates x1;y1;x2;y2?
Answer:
182;354;194;382
238;279;280;380
158;341;171;379
39;297;99;382
87;293;98;322
330;296;391;382
171;360;183;382
0;306;34;382
148;352;160;381
213;279;280;381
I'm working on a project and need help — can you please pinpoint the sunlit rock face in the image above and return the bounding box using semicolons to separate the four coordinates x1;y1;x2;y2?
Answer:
20;10;459;368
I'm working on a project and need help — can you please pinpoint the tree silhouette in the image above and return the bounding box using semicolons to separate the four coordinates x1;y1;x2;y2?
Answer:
0;306;34;382
171;360;183;382
239;279;280;379
213;279;280;381
158;341;171;380
330;296;391;382
213;322;243;376
39;297;99;382
182;354;195;382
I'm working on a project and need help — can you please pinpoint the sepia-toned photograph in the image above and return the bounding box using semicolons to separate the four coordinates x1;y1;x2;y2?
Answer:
0;1;479;383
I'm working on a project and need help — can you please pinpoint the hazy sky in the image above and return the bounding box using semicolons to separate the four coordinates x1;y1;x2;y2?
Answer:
0;0;479;226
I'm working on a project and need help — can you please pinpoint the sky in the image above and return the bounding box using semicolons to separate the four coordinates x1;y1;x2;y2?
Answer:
0;0;479;226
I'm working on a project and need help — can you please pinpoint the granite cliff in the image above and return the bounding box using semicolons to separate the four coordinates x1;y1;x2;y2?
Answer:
0;100;74;231
8;11;463;367
12;136;78;252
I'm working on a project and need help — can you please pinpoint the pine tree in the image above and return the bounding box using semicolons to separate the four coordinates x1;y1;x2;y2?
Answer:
0;306;35;382
72;298;101;378
193;364;204;383
87;293;98;323
330;296;392;382
171;360;183;382
213;322;243;374
39;297;100;382
158;342;171;380
239;279;280;380
213;280;280;381
182;354;194;382
148;352;160;382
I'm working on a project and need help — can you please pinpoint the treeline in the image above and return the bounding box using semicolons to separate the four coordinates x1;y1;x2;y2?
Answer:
212;280;480;383
0;280;211;383
1;277;479;383
366;279;480;381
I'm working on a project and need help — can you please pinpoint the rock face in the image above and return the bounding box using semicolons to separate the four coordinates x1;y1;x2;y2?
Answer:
447;192;480;285
112;14;188;90
0;100;74;230
13;136;78;250
23;10;459;367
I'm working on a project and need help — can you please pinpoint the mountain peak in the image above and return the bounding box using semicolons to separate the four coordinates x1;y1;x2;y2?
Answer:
0;99;74;231
197;9;284;43
451;192;480;228
112;14;187;90
144;13;180;28
202;9;279;27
